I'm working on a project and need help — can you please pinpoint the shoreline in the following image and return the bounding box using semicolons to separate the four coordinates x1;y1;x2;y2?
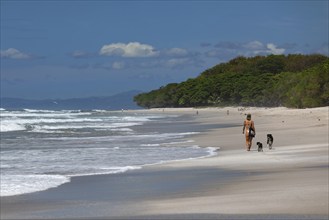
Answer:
139;106;329;217
1;106;328;219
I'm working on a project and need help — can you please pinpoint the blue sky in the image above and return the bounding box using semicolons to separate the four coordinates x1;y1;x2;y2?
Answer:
1;0;328;99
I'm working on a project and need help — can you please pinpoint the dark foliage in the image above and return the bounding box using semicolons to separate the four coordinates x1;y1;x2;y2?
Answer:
134;54;329;109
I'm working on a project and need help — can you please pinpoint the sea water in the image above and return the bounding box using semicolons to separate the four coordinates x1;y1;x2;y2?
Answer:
0;108;217;197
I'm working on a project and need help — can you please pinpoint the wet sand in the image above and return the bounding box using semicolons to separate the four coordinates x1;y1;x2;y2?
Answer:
1;107;328;219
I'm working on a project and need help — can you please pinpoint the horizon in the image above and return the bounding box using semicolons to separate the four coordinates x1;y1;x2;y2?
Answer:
1;89;142;100
1;0;328;99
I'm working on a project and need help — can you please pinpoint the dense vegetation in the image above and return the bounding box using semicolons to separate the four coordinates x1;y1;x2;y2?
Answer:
134;54;329;109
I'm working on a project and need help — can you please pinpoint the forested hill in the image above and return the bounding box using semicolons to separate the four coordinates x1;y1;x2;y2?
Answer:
134;54;329;109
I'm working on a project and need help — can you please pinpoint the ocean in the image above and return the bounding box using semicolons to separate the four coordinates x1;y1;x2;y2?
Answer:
0;108;217;197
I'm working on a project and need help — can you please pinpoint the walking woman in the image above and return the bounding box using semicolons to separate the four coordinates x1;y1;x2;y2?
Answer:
242;113;256;151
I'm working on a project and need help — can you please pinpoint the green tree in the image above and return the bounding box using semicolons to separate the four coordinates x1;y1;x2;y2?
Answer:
134;55;329;109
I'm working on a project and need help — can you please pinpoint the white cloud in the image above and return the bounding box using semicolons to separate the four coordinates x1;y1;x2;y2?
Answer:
71;50;90;58
112;61;125;69
266;43;285;55
99;42;159;58
244;41;264;50
1;48;31;59
165;58;190;68
243;41;286;55
165;48;188;57
205;40;289;60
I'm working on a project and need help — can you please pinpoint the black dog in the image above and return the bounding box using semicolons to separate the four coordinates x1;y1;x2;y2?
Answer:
267;134;274;149
257;142;263;152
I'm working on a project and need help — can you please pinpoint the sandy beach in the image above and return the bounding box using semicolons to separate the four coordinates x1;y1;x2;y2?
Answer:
1;107;328;219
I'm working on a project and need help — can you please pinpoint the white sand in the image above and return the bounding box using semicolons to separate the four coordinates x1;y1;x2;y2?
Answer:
137;107;329;216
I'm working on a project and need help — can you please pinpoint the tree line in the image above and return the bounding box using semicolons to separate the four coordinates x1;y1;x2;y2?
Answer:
134;54;329;109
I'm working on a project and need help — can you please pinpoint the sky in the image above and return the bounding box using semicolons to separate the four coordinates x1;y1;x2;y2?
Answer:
1;0;328;99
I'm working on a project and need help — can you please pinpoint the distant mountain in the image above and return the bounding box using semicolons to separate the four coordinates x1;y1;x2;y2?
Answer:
1;90;143;110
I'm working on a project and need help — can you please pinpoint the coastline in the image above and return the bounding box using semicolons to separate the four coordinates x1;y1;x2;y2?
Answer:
1;106;328;219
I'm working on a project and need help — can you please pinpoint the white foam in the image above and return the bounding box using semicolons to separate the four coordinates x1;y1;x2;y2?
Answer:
139;145;218;168
0;117;105;133
0;166;142;197
31;122;141;131
0;109;156;133
108;128;133;132
140;144;161;147
91;109;108;112
68;166;142;177
0;112;74;118
23;109;91;114
23;109;57;113
0;120;26;132
162;140;195;145
0;174;70;197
